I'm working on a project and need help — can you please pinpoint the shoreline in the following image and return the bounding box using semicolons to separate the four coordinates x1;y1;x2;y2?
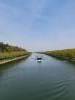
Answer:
0;54;30;65
45;53;75;63
44;49;75;63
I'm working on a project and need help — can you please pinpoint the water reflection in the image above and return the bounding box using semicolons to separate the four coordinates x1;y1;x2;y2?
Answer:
0;53;75;100
0;56;29;78
37;60;42;63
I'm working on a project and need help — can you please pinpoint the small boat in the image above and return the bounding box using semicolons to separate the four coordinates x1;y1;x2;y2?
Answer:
37;57;42;60
36;56;43;63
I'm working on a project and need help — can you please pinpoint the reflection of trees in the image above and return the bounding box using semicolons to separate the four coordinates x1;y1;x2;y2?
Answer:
0;55;29;80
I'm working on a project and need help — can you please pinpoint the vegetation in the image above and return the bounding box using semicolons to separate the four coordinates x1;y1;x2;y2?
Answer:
45;49;75;62
0;42;30;60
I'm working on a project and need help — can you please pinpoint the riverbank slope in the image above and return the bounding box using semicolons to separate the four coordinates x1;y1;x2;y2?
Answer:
0;42;31;65
44;49;75;62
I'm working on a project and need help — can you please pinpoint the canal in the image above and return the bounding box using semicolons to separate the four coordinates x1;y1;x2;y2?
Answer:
0;53;75;100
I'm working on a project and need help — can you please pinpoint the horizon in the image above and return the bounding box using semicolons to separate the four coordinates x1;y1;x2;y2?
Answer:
0;0;75;51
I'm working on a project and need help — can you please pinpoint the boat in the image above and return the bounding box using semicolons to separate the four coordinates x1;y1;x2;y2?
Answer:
37;57;42;60
36;56;43;63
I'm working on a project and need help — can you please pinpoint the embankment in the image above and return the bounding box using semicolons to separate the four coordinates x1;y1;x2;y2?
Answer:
44;49;75;62
0;42;31;65
0;54;30;65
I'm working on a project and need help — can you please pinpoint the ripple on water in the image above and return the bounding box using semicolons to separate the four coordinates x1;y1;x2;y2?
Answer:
0;80;72;100
26;80;70;100
0;54;75;100
48;80;70;100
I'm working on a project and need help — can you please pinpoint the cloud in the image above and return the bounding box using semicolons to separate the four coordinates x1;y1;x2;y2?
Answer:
0;0;75;51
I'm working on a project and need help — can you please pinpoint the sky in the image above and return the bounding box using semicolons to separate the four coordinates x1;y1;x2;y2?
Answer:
0;0;75;51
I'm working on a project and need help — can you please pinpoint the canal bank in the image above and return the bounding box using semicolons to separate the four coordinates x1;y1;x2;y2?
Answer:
0;42;31;65
44;49;75;63
0;54;31;65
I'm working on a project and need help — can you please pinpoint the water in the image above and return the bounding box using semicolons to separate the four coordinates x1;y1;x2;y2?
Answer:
0;53;75;100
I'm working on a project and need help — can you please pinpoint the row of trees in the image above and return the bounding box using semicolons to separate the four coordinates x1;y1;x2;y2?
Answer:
0;42;29;60
45;49;75;61
0;42;26;52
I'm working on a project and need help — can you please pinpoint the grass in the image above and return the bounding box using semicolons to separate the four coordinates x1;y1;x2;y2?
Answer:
45;49;75;62
0;51;29;60
0;42;30;61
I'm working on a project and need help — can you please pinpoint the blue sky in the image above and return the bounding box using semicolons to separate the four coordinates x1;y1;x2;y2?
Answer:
0;0;75;51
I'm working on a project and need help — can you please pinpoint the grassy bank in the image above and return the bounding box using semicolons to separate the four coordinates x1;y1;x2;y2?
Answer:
0;55;30;65
0;42;31;64
0;51;29;60
45;49;75;62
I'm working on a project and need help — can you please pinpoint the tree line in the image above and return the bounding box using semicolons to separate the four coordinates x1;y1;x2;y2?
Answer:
0;42;30;60
0;42;26;52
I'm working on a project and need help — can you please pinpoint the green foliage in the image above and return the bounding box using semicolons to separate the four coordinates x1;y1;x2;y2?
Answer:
46;49;75;61
0;42;27;52
0;42;29;60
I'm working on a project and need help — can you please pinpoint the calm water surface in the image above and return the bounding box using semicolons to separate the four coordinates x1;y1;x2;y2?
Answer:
0;53;75;100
